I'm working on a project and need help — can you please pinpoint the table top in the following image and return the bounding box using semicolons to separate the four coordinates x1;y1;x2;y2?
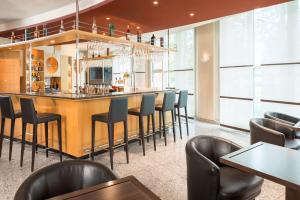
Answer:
47;176;161;200
220;142;300;191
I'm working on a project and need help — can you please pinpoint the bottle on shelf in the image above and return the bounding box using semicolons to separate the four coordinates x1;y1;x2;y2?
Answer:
59;20;65;33
160;37;164;47
92;17;98;34
108;23;115;37
137;30;142;43
25;29;31;41
11;32;16;43
151;34;156;46
34;26;39;39
43;24;48;37
126;25;130;40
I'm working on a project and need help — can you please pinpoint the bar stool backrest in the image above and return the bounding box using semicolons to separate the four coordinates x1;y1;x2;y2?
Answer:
162;91;175;111
140;94;156;116
178;90;188;108
20;98;38;124
108;97;128;123
0;96;15;119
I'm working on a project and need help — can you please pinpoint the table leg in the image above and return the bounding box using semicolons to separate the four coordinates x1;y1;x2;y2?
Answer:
286;187;300;200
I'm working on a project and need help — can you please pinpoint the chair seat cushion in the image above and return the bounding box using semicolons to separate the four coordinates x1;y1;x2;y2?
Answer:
285;139;300;150
218;167;263;200
37;113;61;124
128;108;141;116
92;113;109;122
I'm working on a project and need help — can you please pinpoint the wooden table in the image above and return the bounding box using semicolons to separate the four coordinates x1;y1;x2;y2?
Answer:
220;142;300;200
47;176;161;200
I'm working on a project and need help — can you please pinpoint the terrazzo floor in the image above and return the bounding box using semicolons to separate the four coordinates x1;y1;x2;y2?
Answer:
0;120;285;200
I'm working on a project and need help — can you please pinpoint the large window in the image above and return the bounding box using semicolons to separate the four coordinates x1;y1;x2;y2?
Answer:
219;0;300;130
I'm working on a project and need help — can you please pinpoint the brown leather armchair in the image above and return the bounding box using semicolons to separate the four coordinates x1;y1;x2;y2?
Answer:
250;118;300;150
264;112;300;139
186;135;263;200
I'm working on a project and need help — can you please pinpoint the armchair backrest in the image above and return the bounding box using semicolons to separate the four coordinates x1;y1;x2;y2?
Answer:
264;112;300;126
249;118;292;146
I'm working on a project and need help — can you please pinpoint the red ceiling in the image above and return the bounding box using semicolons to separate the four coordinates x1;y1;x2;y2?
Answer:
0;0;288;38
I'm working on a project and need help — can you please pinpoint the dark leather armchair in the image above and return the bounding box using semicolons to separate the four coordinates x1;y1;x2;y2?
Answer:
14;160;117;200
264;112;300;139
186;136;263;200
250;118;300;150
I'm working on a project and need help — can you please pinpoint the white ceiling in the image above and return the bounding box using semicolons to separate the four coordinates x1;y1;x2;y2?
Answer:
0;0;76;24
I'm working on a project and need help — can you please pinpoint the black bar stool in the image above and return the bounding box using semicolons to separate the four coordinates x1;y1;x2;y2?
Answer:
20;98;63;172
155;91;176;146
128;94;156;155
0;96;22;161
91;97;129;170
174;90;189;138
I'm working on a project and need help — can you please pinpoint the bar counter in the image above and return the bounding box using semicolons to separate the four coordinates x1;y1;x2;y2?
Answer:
0;89;171;158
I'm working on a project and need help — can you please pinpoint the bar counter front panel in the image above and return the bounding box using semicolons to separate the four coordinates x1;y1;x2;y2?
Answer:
1;91;170;158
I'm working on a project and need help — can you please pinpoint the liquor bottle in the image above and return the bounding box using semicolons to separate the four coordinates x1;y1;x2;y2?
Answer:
151;34;156;46
25;29;31;41
33;26;39;39
137;30;142;43
108;23;115;37
126;25;130;40
59;20;64;33
92;17;98;34
43;24;48;37
160;37;164;47
11;32;16;43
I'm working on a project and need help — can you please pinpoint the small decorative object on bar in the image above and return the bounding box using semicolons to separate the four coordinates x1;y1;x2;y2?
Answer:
160;37;164;47
151;34;156;45
43;24;48;37
108;23;115;36
59;20;64;33
11;32;15;43
137;30;142;43
33;26;39;39
46;57;59;73
92;17;98;34
126;25;130;40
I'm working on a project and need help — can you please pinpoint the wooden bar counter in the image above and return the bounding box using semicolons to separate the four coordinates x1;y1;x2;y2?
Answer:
0;90;170;158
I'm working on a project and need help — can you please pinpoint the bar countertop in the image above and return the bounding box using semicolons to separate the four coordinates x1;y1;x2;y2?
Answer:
0;88;175;100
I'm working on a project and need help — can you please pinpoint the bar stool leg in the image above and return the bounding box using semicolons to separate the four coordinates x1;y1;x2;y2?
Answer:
0;118;5;157
139;116;146;156
20;122;26;167
159;111;162;138
162;112;167;146
147;115;150;143
31;124;37;172
171;110;176;142
184;106;189;136
174;108;177;122
91;119;95;160
45;122;48;158
57;119;62;162
124;120;129;164
151;114;156;151
9;119;15;161
177;107;182;139
108;123;114;170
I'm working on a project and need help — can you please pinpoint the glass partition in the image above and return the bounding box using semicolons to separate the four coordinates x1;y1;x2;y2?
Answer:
219;0;300;130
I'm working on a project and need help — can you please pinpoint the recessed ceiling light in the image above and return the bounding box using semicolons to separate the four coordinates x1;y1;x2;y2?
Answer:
153;1;159;5
137;26;140;30
50;40;55;44
189;12;195;17
106;17;111;20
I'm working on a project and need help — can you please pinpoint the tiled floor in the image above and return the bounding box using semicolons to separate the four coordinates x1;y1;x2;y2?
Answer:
0;120;285;199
